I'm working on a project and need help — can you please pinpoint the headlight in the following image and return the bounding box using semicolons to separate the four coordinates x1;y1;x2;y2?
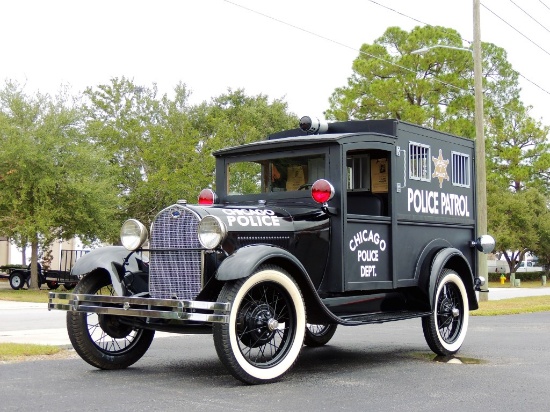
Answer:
198;215;227;249
120;219;148;251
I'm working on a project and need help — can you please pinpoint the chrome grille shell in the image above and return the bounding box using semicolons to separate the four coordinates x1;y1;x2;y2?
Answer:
149;204;203;300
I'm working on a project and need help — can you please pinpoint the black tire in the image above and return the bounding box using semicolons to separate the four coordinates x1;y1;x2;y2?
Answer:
67;271;155;370
422;269;469;356
304;324;337;347
9;272;25;290
64;283;77;290
47;281;59;290
213;265;306;384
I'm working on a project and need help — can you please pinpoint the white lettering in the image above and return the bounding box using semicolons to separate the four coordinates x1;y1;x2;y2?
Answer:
361;265;377;277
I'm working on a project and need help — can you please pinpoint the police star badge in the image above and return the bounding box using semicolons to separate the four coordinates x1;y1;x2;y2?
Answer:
432;149;449;188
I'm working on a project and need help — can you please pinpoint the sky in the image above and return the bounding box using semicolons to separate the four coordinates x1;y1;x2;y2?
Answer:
1;0;549;124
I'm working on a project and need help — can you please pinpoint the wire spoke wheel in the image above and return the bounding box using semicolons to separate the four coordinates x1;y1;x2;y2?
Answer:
422;269;469;356
67;272;155;369
85;284;143;355
213;265;306;384
304;323;337;347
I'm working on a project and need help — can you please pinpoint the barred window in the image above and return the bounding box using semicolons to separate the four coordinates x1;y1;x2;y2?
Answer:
409;142;431;181
451;152;470;187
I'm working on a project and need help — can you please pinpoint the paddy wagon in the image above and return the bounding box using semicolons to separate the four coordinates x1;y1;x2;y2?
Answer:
49;116;494;384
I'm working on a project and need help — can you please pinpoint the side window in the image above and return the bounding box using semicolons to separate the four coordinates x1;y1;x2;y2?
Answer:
409;142;431;182
346;150;389;216
451;151;470;188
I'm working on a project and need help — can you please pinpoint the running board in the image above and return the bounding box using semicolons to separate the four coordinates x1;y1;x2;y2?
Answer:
336;311;432;325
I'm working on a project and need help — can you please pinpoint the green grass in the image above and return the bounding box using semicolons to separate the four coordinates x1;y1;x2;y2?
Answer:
472;295;550;316
0;343;63;362
0;287;55;303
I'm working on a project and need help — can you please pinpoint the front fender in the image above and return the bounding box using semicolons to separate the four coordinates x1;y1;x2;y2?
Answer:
216;245;341;324
216;245;308;281
71;246;142;296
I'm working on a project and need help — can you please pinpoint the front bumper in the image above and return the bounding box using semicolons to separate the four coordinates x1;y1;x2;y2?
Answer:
48;293;230;323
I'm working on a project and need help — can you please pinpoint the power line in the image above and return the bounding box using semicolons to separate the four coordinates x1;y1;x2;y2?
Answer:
221;0;465;93
538;0;550;12
507;0;550;34
222;0;550;114
366;0;472;46
481;3;550;58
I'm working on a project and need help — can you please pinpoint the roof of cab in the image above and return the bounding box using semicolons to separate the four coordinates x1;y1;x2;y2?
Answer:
213;119;399;157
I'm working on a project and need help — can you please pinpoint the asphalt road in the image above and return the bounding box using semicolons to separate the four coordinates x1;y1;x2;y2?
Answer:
1;313;549;412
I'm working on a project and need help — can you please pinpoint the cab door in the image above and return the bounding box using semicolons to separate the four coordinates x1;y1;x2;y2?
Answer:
343;144;394;291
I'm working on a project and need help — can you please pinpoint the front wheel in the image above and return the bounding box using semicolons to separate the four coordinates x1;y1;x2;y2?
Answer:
213;265;306;384
67;271;155;370
304;324;338;347
422;269;469;356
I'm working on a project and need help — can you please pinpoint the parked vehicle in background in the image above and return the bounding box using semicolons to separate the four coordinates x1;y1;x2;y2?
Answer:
8;250;87;290
516;261;543;273
50;116;494;384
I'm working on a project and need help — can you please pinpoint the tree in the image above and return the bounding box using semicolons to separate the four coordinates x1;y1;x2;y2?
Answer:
326;25;519;139
84;81;297;226
0;81;120;288
487;185;547;275
83;77;161;224
532;205;550;277
486;98;550;194
326;25;550;275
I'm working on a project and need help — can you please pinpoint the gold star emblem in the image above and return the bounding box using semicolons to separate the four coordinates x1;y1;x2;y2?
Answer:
432;149;449;188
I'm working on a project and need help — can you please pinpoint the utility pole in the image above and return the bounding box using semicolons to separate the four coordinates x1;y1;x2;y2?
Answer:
473;0;489;301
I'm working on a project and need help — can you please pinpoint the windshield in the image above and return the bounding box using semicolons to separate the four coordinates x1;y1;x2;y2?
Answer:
227;154;325;195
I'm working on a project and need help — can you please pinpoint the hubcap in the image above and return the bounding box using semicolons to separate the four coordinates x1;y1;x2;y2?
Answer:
237;303;277;347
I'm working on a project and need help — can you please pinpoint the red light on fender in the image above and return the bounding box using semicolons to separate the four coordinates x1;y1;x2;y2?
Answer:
198;188;217;206
311;179;335;204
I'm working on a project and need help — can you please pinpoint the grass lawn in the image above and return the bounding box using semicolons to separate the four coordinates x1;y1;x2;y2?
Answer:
0;342;66;362
472;295;550;316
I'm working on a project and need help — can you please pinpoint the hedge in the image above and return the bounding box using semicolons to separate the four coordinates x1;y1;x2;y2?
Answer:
488;271;548;282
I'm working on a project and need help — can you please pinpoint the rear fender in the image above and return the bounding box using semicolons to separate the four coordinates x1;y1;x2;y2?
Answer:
427;248;478;311
216;245;339;324
70;246;142;296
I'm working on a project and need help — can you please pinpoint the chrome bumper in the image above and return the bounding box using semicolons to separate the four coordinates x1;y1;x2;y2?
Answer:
48;292;230;323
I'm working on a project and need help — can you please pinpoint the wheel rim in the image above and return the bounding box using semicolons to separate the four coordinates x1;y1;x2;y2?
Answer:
235;281;296;368
436;282;463;344
86;284;144;355
11;276;22;288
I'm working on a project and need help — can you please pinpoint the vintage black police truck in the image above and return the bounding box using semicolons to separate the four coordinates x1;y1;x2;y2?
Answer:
49;117;494;384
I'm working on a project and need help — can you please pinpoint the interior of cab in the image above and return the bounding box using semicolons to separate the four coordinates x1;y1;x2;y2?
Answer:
346;150;389;216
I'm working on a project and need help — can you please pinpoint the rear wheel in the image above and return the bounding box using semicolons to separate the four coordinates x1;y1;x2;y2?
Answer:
67;271;155;369
213;265;306;384
304;324;337;347
9;272;25;290
422;269;469;356
47;281;59;290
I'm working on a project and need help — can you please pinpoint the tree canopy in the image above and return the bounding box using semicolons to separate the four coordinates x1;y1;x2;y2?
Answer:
0;81;120;287
326;25;519;139
327;25;549;273
83;79;297;226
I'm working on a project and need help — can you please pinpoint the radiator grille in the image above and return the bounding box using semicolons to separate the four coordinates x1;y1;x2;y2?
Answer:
149;205;202;300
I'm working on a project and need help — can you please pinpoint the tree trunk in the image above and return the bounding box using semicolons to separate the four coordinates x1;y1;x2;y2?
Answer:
21;245;27;266
29;238;40;290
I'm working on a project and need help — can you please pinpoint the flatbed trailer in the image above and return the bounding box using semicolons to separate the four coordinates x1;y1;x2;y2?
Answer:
6;250;87;290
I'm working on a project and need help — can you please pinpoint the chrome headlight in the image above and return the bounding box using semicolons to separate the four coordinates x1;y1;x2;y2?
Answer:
198;215;227;249
120;219;148;251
